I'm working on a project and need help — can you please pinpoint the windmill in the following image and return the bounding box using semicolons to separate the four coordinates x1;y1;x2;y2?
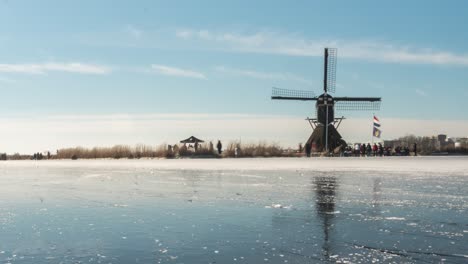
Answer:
271;48;381;154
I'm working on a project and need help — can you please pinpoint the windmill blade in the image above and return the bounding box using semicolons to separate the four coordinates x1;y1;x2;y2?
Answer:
326;48;337;93
335;101;381;111
334;97;381;111
334;97;381;102
271;87;317;101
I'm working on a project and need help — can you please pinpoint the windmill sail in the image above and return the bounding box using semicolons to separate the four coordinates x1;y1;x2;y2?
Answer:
334;99;381;111
271;87;316;101
325;48;337;93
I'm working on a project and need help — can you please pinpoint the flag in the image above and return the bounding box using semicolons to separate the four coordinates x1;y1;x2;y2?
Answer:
373;115;381;127
373;127;382;138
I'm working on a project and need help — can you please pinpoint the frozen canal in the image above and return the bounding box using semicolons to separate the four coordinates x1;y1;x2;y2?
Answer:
0;157;467;263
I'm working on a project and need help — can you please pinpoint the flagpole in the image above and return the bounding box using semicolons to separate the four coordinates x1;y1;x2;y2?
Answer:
371;113;374;147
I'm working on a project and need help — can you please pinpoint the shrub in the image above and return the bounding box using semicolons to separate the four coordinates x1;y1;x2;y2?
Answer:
223;142;285;158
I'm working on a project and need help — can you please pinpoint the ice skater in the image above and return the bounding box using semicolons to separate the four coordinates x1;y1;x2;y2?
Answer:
216;140;222;155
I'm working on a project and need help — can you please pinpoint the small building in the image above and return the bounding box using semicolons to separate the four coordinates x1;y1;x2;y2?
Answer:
180;136;204;151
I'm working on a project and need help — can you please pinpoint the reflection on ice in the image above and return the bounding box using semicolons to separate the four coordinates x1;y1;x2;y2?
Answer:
0;157;467;263
314;176;337;260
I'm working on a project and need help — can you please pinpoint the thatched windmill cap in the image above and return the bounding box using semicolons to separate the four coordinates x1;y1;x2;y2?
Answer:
180;136;204;144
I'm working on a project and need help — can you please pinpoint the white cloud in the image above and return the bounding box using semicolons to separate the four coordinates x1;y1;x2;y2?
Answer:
0;63;111;75
215;66;314;85
151;64;206;79
175;30;193;39
176;29;468;66
0;113;467;154
124;24;143;39
415;89;428;97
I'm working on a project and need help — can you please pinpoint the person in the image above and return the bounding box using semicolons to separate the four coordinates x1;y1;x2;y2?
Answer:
216;140;222;155
360;143;365;157
209;141;214;153
385;146;392;156
173;144;179;155
372;143;378;156
404;146;410;156
413;143;417;156
354;143;360;157
378;143;384;156
305;143;311;157
366;143;372;157
345;145;352;157
179;143;188;156
167;145;174;158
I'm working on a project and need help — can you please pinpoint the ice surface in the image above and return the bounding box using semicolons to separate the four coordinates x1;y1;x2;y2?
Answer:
1;156;467;175
0;157;467;263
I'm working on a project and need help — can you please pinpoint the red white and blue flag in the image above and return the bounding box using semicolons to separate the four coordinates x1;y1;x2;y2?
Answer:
373;115;382;138
373;115;381;127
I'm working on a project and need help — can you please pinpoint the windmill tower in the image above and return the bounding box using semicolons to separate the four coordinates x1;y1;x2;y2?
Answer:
272;48;381;154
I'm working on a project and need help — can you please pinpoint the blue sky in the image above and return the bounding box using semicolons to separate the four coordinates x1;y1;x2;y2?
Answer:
0;0;467;152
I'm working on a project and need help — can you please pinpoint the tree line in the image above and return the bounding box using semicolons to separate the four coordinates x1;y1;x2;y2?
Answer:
391;135;468;155
0;136;466;160
0;142;291;160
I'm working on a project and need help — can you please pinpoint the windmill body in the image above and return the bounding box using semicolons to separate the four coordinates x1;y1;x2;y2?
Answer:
316;93;335;125
272;48;381;154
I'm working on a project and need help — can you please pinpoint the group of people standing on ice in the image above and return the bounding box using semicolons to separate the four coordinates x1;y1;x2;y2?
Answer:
352;143;385;157
346;143;417;157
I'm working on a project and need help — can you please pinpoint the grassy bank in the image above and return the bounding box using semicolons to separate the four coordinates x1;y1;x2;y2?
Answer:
0;142;298;160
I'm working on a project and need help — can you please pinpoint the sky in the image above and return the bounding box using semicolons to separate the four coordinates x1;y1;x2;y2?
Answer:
0;0;467;153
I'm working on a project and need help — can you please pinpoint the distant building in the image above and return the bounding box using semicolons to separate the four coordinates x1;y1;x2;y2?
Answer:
446;138;455;149
435;134;459;150
437;134;447;142
384;134;463;152
437;134;447;149
455;137;468;149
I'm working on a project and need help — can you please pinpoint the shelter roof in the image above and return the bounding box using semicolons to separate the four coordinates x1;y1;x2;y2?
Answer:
180;136;204;144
